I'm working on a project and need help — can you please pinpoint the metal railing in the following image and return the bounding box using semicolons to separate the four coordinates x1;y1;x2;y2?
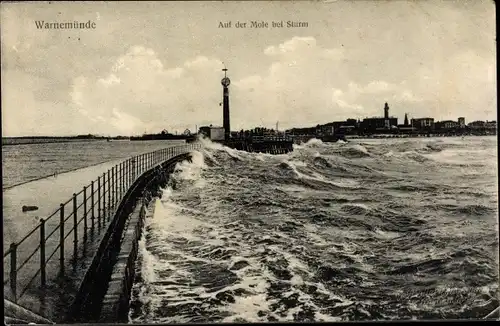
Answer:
3;142;201;304
250;135;293;142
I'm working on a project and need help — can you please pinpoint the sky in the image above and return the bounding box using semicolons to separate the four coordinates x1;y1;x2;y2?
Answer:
1;0;496;137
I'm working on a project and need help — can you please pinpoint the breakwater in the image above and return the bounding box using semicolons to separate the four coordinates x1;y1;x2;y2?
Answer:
70;153;193;323
3;143;200;323
223;136;294;154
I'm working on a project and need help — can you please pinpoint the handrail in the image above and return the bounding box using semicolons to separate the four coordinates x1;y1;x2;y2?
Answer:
484;306;499;319
3;142;201;306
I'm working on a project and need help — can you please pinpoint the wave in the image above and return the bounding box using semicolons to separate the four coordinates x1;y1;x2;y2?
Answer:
129;136;498;322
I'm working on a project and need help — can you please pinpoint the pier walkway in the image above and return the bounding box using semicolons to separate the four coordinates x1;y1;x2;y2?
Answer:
3;142;202;322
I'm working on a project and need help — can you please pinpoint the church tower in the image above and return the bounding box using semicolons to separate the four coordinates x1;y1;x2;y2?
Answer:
221;67;231;140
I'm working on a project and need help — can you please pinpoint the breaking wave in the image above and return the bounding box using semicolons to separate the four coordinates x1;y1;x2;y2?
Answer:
129;136;498;322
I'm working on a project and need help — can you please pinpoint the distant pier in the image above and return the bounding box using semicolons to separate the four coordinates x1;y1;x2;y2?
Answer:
223;135;294;154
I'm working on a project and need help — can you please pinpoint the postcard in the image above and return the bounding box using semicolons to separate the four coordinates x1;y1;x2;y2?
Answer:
2;0;498;324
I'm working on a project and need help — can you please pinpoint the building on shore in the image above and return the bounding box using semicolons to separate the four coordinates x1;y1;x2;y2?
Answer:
411;117;435;131
458;117;466;128
198;125;225;141
435;120;459;131
359;102;398;134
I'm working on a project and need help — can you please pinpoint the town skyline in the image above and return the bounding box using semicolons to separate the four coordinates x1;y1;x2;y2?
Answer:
2;1;496;137
2;103;496;139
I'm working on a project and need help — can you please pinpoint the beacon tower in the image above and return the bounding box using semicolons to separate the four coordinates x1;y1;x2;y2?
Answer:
221;67;231;141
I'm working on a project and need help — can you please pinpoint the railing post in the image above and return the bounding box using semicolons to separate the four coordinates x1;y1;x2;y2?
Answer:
120;162;124;197
102;172;106;222
110;167;114;209
40;218;46;287
126;160;129;190
114;165;117;206
123;161;126;190
73;193;78;259
10;243;17;302
97;176;101;229
91;181;95;230
83;186;88;239
60;203;65;276
127;159;130;187
107;170;111;221
132;158;136;182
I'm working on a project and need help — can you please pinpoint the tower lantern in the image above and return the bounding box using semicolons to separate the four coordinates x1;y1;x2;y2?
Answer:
221;66;231;141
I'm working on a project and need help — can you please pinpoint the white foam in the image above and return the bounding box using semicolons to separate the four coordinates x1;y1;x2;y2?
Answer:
221;265;276;323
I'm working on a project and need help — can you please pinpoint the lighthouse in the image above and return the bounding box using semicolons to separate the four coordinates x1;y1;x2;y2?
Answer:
221;67;231;140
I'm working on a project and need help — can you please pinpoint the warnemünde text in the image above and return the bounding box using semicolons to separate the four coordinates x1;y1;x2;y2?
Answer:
35;20;97;29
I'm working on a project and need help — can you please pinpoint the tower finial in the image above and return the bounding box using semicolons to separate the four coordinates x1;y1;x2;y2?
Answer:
222;62;228;78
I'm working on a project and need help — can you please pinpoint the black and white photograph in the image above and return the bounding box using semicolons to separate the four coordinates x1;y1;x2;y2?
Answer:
2;0;498;324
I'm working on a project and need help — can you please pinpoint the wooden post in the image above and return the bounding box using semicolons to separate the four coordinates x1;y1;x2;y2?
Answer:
40;218;46;287
97;176;101;229
103;172;106;222
10;243;17;302
73;193;78;259
59;204;65;276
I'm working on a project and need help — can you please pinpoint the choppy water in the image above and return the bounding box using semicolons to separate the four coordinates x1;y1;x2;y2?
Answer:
129;136;498;322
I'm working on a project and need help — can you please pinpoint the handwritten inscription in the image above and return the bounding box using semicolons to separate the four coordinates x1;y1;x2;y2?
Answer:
218;20;308;29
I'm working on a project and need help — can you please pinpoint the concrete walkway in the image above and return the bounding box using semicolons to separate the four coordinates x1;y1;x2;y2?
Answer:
3;158;123;247
3;158;127;320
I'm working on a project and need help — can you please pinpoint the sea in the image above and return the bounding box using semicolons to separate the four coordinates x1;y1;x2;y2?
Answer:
2;136;498;322
128;136;499;322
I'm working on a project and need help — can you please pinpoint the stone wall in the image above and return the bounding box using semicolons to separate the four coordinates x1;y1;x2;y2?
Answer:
67;153;192;322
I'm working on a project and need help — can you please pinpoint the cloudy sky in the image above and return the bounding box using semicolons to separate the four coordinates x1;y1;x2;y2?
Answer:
1;0;496;136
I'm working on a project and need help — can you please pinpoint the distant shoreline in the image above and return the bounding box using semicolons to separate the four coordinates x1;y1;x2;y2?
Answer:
1;136;134;146
2;138;108;146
